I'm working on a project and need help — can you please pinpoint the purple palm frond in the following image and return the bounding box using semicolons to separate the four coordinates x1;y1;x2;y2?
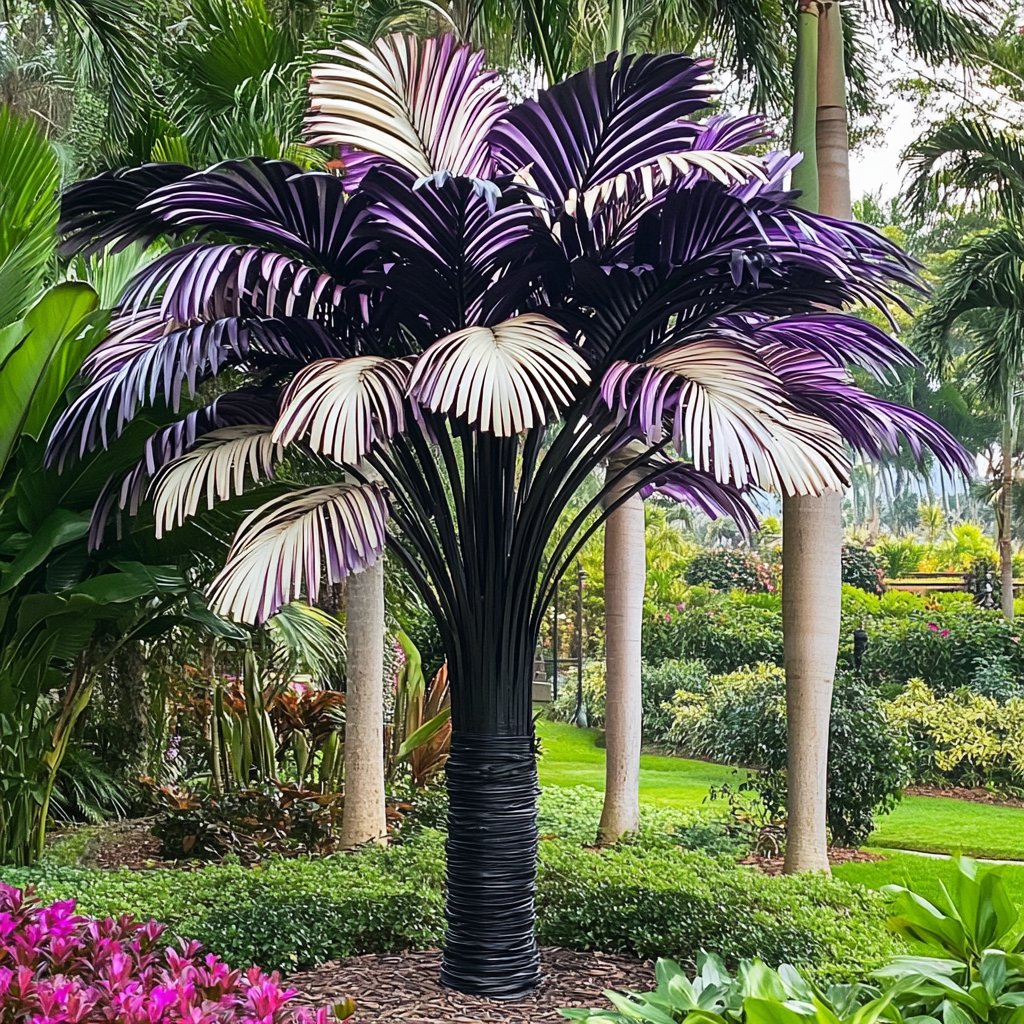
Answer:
48;315;335;468
490;52;713;208
763;345;973;475
207;483;388;624
750;314;919;380
116;243;345;325
359;166;561;338
601;339;849;494
59;162;195;256
637;455;759;534
306;34;508;181
139;161;370;274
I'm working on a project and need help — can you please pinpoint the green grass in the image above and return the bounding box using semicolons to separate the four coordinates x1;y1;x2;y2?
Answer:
835;851;1024;907
537;719;736;809
536;717;1024;861
869;796;1024;861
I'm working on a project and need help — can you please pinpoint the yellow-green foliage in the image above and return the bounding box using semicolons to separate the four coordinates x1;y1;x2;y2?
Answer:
886;679;1024;780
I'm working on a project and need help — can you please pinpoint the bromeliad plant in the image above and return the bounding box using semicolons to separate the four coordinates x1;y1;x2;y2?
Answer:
50;34;969;995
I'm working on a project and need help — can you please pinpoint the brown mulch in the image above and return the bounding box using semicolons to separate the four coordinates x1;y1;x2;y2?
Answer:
740;847;885;876
76;819;201;871
289;947;654;1023
906;784;1024;808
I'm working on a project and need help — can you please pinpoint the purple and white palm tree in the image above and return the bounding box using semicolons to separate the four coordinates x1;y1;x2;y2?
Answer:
51;33;969;997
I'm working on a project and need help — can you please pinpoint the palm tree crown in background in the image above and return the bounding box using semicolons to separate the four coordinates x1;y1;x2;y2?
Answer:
50;32;969;996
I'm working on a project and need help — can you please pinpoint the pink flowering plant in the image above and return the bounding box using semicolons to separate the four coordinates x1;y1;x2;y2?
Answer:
0;883;341;1023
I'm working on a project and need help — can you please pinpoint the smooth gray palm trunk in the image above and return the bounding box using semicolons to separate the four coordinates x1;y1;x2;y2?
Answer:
340;558;388;848
598;450;646;844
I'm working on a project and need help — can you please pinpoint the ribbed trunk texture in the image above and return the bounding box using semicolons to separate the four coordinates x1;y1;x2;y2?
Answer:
781;0;844;875
441;730;540;997
598;449;646;845
340;557;388;848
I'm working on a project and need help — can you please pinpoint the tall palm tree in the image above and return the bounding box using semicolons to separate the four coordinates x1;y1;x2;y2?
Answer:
905;99;1024;619
50;33;968;994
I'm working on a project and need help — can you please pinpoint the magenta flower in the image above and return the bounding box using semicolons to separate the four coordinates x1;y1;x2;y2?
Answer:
0;884;336;1023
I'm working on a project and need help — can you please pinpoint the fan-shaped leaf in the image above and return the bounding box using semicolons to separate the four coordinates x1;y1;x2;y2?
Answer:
275;356;412;464
306;34;508;181
409;314;590;435
208;483;388;624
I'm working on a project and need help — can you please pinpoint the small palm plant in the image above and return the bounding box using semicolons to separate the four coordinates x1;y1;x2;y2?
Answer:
51;34;968;995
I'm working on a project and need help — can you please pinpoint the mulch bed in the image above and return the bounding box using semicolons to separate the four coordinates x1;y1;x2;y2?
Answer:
289;947;654;1023
740;847;884;875
906;784;1024;808
76;819;200;872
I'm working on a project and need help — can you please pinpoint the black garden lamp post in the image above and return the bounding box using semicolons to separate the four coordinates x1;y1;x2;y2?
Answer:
574;563;588;728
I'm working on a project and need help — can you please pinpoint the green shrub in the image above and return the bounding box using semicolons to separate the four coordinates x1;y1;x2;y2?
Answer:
842;545;886;594
1;822;899;981
645;605;783;671
640;658;709;743
684;549;778;593
537;843;900;983
873;538;925;580
666;667;911;846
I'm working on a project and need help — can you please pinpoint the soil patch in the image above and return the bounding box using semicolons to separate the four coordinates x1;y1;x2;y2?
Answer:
906;785;1024;808
740;847;884;875
289;947;653;1023
77;819;203;871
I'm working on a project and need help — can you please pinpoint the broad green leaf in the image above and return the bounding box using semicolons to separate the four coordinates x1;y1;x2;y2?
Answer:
0;283;99;476
396;706;452;760
0;510;90;593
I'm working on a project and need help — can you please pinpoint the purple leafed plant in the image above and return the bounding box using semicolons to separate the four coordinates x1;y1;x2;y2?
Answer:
49;34;970;997
0;884;336;1022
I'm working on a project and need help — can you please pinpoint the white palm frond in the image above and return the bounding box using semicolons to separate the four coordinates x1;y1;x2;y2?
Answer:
408;314;591;436
208;483;388;625
273;356;411;465
150;425;281;537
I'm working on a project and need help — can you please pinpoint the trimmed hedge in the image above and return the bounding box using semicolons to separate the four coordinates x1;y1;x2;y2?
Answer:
1;820;900;982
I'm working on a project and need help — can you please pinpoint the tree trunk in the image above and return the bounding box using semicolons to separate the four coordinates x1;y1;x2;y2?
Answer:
781;0;845;876
441;728;540;997
1001;390;1016;621
598;449;645;845
340;556;388;847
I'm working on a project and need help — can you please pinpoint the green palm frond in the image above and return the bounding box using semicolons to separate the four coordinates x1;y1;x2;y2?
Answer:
265;601;346;683
0;105;59;327
905;118;1024;221
861;0;992;64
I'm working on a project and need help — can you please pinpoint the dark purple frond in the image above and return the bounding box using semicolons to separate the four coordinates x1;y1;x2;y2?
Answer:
358;165;563;339
60;162;196;256
750;314;920;380
763;346;972;475
637;455;759;534
48;315;338;468
490;52;713;206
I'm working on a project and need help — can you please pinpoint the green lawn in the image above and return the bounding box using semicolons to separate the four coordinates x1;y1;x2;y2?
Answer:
536;718;1024;860
835;852;1024;906
537;720;736;808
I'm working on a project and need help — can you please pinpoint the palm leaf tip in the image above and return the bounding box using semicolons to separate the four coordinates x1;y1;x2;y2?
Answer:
207;483;388;625
305;33;508;180
408;314;590;436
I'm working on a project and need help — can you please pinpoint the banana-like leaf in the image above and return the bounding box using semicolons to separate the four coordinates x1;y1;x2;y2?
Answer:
396;705;451;761
409;314;590;436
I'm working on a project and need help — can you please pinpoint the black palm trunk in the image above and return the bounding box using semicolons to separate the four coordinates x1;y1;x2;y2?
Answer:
442;728;540;996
